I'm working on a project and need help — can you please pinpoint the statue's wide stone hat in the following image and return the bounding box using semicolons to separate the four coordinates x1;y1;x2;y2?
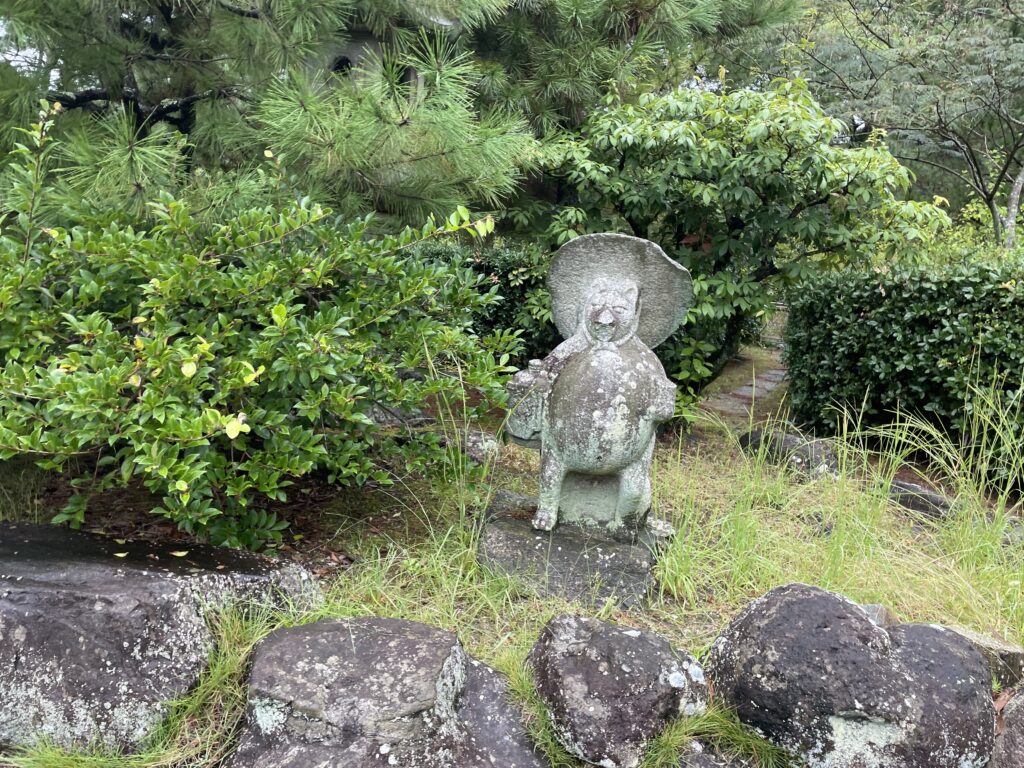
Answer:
548;233;693;348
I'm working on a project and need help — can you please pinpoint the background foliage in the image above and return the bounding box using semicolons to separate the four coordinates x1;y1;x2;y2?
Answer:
721;0;1024;247
506;80;948;398
0;0;797;223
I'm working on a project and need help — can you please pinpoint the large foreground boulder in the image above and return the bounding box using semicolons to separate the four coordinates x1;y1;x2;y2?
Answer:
529;614;708;768
0;522;318;752
706;583;995;768
229;617;544;768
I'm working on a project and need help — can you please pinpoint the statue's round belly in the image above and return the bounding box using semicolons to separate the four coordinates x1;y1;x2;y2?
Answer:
546;348;655;471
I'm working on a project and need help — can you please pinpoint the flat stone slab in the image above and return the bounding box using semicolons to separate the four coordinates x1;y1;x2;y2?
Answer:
0;522;318;751
477;492;669;607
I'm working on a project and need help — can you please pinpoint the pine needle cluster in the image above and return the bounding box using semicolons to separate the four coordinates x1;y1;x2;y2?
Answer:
1;0;798;221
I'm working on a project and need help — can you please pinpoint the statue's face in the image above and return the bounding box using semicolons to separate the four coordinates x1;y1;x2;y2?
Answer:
585;283;638;342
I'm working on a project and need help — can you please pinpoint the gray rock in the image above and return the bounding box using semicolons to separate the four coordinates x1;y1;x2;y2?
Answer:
946;626;1024;689
854;608;1023;688
463;430;501;465
505;234;691;535
738;430;838;479
678;745;753;767
477;492;670;607
888;479;957;519
0;522;318;752
706;583;995;768
446;660;544;767
992;693;1024;768
529;614;707;768
858;602;897;628
369;403;433;429
229;617;543;768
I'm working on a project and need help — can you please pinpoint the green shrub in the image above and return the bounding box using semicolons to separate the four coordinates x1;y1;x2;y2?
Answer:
511;80;948;398
0;111;509;547
784;263;1024;442
412;237;560;363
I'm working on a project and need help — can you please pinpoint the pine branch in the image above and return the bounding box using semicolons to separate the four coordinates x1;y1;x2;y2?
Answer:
47;88;112;110
47;87;238;122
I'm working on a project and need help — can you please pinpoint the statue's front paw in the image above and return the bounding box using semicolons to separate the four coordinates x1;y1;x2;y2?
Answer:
532;508;557;531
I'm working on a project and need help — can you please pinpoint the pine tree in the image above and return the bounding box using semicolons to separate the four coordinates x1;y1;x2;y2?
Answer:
1;0;797;222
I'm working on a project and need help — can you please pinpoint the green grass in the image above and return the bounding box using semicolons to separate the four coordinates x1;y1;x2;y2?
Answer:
4;398;1023;768
0;457;49;524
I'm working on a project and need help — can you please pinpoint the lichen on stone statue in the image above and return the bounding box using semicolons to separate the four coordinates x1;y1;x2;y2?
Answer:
506;234;692;537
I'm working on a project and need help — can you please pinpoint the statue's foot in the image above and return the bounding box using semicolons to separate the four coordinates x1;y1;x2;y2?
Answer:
532;508;557;531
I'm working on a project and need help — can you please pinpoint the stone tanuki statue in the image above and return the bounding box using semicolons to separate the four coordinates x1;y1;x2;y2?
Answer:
506;233;692;536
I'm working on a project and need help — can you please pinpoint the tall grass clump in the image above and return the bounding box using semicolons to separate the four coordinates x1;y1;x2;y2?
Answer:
655;410;1024;649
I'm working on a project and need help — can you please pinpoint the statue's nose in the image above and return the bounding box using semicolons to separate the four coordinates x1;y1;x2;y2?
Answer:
596;308;615;326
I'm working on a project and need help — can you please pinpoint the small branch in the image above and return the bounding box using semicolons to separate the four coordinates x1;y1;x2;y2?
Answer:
47;88;111;110
47;86;237;123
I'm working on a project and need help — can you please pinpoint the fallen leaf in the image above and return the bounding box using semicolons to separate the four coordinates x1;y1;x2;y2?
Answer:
169;550;189;557
113;552;128;558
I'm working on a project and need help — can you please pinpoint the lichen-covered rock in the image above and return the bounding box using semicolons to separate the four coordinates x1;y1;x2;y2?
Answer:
529;614;708;768
0;522;319;752
738;430;837;479
947;625;1024;690
706;584;995;768
229;617;544;768
992;693;1024;768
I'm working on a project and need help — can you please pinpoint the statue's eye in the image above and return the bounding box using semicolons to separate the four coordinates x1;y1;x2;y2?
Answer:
613;306;627;313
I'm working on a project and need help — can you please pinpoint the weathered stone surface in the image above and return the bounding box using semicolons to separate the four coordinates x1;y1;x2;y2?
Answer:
852;608;1023;688
446;659;544;767
229;617;544;768
888;479;956;519
505;233;691;535
462;430;501;465
738;430;838;479
706;583;995;768
529;614;707;768
477;492;669;607
548;234;693;351
947;625;1024;690
0;522;319;752
858;602;897;628
678;745;753;767
992;693;1024;768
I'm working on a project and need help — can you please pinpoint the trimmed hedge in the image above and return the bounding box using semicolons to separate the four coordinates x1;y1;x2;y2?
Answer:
784;263;1024;433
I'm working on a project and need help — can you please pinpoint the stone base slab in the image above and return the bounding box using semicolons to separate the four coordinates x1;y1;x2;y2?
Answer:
476;492;670;608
